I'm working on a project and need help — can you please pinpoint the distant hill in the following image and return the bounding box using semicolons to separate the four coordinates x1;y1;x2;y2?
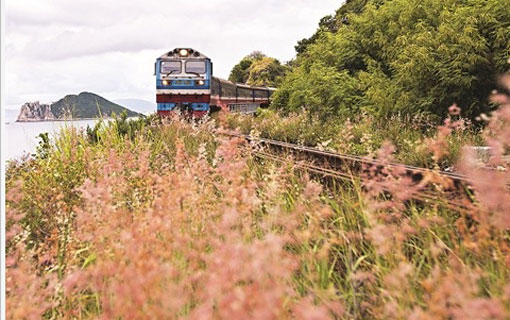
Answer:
51;92;140;119
113;99;156;115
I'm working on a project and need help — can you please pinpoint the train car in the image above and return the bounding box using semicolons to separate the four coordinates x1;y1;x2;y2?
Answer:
155;48;275;118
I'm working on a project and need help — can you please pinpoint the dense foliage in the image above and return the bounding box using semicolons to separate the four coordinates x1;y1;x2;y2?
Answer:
51;92;140;119
228;51;287;87
295;0;375;54
276;0;510;120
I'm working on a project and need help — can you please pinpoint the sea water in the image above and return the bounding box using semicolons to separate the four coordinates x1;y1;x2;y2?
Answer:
4;111;102;161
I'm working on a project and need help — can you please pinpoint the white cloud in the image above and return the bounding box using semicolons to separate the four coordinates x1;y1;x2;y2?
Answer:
5;0;343;108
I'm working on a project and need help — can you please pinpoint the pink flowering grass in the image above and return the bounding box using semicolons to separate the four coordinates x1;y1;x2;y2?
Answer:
6;120;343;318
5;82;510;319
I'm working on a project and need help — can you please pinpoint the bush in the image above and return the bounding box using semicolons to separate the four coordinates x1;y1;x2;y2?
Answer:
275;0;510;120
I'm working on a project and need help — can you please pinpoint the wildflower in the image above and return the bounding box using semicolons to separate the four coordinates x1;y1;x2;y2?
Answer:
449;104;461;116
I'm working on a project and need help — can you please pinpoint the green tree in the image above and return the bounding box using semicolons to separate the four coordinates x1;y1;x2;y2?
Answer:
247;57;287;87
229;52;287;87
228;51;267;83
229;58;255;83
276;0;510;120
294;0;377;54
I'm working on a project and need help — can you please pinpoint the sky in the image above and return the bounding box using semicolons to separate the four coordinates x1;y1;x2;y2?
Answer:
4;0;342;109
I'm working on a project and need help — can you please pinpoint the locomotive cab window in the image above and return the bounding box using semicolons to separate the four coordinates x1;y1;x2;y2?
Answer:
161;61;181;74
185;61;206;74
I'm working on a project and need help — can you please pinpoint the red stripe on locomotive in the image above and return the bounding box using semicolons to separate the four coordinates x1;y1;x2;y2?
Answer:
157;94;211;103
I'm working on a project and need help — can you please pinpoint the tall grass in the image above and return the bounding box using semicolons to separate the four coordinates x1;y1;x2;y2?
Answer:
222;108;483;168
5;80;510;318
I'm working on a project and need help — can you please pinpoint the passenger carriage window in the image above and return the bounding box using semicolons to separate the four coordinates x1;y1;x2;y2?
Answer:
222;83;236;97
161;61;181;74
255;90;267;99
238;88;253;98
186;61;206;74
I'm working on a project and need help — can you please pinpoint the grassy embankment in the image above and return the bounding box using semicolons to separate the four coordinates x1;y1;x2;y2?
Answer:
6;88;510;318
222;108;484;169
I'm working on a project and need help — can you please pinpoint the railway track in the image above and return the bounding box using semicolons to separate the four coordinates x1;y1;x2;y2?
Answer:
221;131;477;212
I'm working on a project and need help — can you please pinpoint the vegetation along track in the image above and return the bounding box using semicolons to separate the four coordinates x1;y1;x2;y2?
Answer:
221;131;479;213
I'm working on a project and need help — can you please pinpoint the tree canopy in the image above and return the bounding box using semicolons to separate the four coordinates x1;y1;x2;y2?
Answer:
228;52;287;87
295;0;375;54
275;0;510;120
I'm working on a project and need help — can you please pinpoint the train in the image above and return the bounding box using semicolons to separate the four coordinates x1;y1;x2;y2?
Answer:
155;48;276;118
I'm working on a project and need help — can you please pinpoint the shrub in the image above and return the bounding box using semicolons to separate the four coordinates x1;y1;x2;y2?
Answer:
275;0;510;120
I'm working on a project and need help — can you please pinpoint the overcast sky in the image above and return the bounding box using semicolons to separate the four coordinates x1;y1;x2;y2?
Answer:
4;0;342;109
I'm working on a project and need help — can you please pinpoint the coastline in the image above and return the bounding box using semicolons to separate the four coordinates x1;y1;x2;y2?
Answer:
6;118;106;160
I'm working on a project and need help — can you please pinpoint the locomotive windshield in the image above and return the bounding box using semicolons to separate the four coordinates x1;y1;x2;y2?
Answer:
161;61;181;74
185;61;206;74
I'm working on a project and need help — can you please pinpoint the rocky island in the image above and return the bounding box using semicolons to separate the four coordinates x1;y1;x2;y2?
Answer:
17;102;56;121
16;92;140;122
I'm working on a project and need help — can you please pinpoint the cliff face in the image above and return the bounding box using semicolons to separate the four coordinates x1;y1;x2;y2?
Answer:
17;102;56;122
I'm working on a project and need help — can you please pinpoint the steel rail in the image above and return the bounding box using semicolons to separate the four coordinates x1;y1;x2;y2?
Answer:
223;130;478;213
221;131;470;180
251;149;473;213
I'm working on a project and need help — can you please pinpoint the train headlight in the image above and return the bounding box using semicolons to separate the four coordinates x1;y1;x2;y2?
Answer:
197;79;205;86
162;80;169;86
179;49;189;57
